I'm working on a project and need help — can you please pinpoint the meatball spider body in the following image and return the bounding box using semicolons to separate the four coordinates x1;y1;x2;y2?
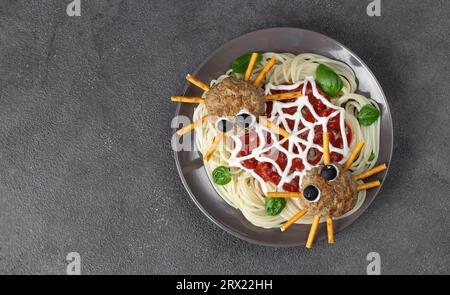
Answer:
205;77;265;119
300;164;358;218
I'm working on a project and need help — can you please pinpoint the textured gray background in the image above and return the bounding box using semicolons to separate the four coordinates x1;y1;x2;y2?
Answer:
0;0;449;275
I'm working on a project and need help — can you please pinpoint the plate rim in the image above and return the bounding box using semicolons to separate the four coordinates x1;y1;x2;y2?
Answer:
173;27;394;247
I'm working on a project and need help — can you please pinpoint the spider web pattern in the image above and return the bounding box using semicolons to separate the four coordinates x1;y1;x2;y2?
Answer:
227;77;350;194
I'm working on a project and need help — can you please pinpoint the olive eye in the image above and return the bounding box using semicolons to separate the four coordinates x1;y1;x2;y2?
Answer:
303;185;321;202
216;118;233;133
321;164;339;181
236;112;255;128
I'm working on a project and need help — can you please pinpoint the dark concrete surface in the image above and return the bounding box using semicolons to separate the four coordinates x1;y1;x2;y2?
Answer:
0;0;449;275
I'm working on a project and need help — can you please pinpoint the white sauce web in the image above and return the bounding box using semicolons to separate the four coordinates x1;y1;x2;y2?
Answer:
227;77;350;194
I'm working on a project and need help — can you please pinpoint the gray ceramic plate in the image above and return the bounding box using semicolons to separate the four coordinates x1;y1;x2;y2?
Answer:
173;28;393;247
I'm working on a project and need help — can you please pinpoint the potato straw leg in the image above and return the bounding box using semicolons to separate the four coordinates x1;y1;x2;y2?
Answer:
344;141;365;170
244;53;259;81
280;209;308;232
323;131;330;165
354;164;387;181
203;133;224;161
326;217;335;244
306;215;321;249
264;91;303;102
186;74;210;92
357;180;381;192
267;192;302;199
259;117;290;138
176;115;208;136
253;56;276;87
171;96;204;104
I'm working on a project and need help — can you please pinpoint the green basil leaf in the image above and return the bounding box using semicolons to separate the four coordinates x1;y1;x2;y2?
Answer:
316;64;344;97
264;197;287;216
368;152;375;162
212;166;232;185
358;104;380;126
232;52;263;74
